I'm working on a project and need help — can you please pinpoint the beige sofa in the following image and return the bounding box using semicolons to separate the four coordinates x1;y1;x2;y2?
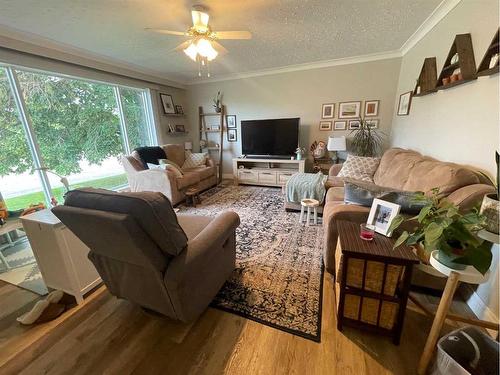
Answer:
323;148;495;275
122;144;217;205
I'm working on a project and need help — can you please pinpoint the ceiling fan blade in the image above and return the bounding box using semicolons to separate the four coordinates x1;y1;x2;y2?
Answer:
214;31;252;40
211;41;228;55
145;28;187;36
172;40;192;52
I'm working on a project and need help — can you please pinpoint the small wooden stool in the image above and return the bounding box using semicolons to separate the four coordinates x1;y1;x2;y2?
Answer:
300;198;319;226
185;188;201;207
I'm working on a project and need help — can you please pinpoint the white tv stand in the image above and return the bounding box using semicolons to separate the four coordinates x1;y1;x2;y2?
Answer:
232;157;305;187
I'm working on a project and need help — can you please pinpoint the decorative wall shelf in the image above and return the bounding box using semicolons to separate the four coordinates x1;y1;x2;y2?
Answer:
477;28;499;77
436;33;477;91
199;105;225;183
413;57;437;97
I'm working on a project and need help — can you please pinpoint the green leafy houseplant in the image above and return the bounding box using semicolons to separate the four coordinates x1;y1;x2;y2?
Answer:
388;189;492;274
349;119;384;157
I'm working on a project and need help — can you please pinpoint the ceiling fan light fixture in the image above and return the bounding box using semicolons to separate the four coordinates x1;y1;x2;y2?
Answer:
183;42;198;61
196;38;218;60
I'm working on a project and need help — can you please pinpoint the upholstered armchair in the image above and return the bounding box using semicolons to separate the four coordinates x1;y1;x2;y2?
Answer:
52;188;240;322
122;144;217;205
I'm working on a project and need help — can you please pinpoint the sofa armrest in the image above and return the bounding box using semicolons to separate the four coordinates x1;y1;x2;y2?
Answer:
446;184;496;211
323;203;370;274
329;163;343;177
206;157;216;168
128;169;177;199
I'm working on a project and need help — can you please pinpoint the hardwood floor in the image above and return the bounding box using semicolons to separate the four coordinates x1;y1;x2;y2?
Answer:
0;276;475;375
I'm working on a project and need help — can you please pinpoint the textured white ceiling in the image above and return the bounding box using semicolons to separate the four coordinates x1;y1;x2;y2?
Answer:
0;0;442;83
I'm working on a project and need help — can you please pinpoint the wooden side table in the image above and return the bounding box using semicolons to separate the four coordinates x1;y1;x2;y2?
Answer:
185;187;201;207
334;220;419;344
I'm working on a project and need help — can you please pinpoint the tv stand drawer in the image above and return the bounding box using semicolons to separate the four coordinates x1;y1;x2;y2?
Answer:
258;171;277;184
278;171;295;184
238;169;258;182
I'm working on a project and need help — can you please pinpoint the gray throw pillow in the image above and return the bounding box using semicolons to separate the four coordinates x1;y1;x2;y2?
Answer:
344;178;425;214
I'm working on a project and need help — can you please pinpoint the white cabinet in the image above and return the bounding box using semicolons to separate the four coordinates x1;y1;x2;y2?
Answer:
21;209;101;304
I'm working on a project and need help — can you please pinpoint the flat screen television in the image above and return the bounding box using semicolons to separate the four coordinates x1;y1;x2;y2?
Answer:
241;118;299;157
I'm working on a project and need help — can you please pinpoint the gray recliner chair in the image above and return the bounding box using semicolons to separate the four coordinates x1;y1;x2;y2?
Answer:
52;188;240;322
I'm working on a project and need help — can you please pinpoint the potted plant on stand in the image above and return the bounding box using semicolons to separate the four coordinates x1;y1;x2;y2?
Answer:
213;91;222;113
389;189;492;274
350;119;384;157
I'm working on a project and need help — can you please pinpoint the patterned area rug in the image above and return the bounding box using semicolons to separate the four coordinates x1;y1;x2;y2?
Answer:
178;183;324;342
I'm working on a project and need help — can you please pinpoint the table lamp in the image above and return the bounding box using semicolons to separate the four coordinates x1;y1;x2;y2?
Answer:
327;136;347;163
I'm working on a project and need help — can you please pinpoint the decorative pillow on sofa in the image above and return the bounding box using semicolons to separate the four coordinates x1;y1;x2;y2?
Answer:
337;154;380;182
344;178;426;214
159;159;184;175
182;151;208;170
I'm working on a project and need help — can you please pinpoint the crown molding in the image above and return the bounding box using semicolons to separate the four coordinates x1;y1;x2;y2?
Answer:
400;0;462;55
186;50;403;85
0;25;185;89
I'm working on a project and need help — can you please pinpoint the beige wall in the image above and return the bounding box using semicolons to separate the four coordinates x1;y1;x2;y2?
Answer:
390;0;499;320
186;58;401;175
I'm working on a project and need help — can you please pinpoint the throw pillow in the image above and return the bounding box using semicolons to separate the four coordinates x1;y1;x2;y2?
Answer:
147;163;167;170
337;154;380;182
182;151;207;170
164;164;183;178
133;146;166;169
159;159;184;174
344;178;426;214
344;179;390;206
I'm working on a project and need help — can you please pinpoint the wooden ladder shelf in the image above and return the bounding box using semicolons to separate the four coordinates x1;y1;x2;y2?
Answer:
199;105;225;184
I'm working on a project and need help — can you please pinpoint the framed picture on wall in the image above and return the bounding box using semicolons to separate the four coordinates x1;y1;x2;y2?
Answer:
397;91;412;116
322;103;335;119
365;119;379;129
339;101;361;119
319;121;332;131
364;100;379;117
334;120;347;130
348;120;361;130
159;93;176;114
227;129;237;142
226;115;237;128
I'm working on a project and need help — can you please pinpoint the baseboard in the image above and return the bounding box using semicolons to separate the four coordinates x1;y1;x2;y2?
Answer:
461;284;499;323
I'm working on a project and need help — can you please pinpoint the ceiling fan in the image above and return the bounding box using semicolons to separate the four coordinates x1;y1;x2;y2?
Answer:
146;5;252;77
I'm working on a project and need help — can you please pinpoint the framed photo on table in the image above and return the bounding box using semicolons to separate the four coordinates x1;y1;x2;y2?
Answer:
367;198;401;237
159;93;176;114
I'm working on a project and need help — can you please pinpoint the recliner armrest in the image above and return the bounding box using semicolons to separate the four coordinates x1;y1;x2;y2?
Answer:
166;211;240;278
446;184;496;211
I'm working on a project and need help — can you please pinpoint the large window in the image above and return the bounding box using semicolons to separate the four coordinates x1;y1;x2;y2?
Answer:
0;65;156;209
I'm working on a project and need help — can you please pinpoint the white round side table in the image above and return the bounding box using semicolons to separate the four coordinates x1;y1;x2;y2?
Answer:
300;198;319;226
416;250;494;375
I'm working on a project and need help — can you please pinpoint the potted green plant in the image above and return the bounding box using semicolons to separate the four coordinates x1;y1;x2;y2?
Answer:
349;118;384;157
213;91;222;113
388;189;492;274
479;151;499;235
